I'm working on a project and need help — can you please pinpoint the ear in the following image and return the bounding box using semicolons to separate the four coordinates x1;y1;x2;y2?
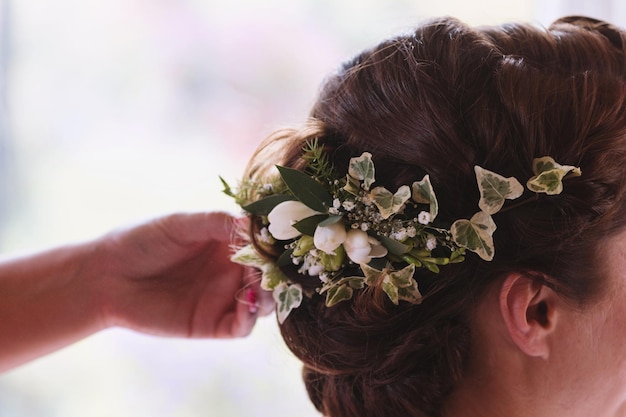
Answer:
499;274;559;359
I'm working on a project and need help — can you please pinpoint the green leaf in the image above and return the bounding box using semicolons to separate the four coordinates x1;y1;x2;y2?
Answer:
277;165;332;212
261;263;289;291
232;246;290;290
401;254;423;267
451;211;497;261
378;234;411;256
325;284;354;307
241;194;294;216
397;284;423;304
360;263;420;305
527;157;582;195
292;214;329;236
273;283;303;324
292;236;315;257
343;174;361;196
388;264;416;288
381;280;399;304
474;166;524;215
276;248;295;267
383;264;418;305
318;215;343;227
348;152;375;191
412;174;439;221
320;276;365;293
319;245;346;272
422;262;440;273
219;176;236;198
370;185;411;219
361;262;387;286
230;244;266;268
321;277;365;306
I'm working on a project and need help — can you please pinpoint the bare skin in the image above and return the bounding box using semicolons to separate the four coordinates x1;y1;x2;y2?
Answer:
0;212;272;372
443;229;626;417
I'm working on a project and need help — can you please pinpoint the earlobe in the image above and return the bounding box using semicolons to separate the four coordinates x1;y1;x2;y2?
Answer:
499;274;557;359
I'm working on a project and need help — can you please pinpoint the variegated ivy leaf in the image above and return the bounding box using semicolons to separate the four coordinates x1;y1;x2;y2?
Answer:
326;284;354;307
231;245;289;290
273;283;303;324
474;166;524;215
411;174;439;221
396;281;423;304
348;152;375;191
230;244;266;269
321;277;365;307
361;263;420;305
451;211;497;261
526;156;582;195
370;185;411;220
344;174;361;196
260;263;290;291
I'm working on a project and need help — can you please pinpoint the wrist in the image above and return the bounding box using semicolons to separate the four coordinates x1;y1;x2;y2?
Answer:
85;233;122;330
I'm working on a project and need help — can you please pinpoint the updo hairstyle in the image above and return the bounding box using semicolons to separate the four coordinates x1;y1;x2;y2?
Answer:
244;16;626;417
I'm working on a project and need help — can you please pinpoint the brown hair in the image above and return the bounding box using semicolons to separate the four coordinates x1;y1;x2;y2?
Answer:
244;16;626;417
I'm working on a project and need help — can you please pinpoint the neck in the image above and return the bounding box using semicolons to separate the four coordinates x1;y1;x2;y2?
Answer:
441;356;625;417
442;373;533;417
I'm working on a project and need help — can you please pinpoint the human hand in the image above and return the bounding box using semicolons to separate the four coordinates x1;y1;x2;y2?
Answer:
94;212;274;339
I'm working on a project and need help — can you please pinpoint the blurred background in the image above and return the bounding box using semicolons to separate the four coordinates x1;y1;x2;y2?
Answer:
0;1;622;416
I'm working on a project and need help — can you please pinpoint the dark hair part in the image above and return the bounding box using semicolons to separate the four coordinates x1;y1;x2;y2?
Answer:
244;16;626;417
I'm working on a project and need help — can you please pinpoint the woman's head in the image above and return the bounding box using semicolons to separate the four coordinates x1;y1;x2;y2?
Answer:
242;16;626;417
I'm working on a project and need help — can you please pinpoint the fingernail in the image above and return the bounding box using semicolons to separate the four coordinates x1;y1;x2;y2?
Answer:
246;288;258;314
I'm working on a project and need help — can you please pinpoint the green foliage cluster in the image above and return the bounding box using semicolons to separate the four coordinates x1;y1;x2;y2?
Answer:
225;142;581;323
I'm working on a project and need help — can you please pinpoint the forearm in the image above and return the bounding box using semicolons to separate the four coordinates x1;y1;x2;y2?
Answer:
0;240;107;372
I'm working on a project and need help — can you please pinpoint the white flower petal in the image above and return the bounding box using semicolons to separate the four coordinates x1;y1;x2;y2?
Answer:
418;211;431;225
313;222;347;254
344;230;372;263
308;263;325;276
267;201;320;240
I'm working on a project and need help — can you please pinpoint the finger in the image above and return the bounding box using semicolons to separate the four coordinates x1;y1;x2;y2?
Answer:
217;291;258;338
161;212;237;246
242;266;275;316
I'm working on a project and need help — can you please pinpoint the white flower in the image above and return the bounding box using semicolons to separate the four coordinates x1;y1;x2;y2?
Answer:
406;226;417;238
267;201;320;240
360;223;369;232
392;229;408;241
257;227;274;244
426;235;437;250
343;229;388;264
333;198;341;209
342;200;356;211
418;211;431;225
298;252;325;276
308;262;325;276
313;222;347;254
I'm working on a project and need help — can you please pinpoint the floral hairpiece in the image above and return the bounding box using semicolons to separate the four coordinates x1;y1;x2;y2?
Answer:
222;141;581;323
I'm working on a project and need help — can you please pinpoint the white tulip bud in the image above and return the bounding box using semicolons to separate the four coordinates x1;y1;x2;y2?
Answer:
343;230;388;264
267;201;320;240
313;222;347;254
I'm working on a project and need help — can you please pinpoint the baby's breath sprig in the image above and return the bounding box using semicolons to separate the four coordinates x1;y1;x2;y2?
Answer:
225;142;581;323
